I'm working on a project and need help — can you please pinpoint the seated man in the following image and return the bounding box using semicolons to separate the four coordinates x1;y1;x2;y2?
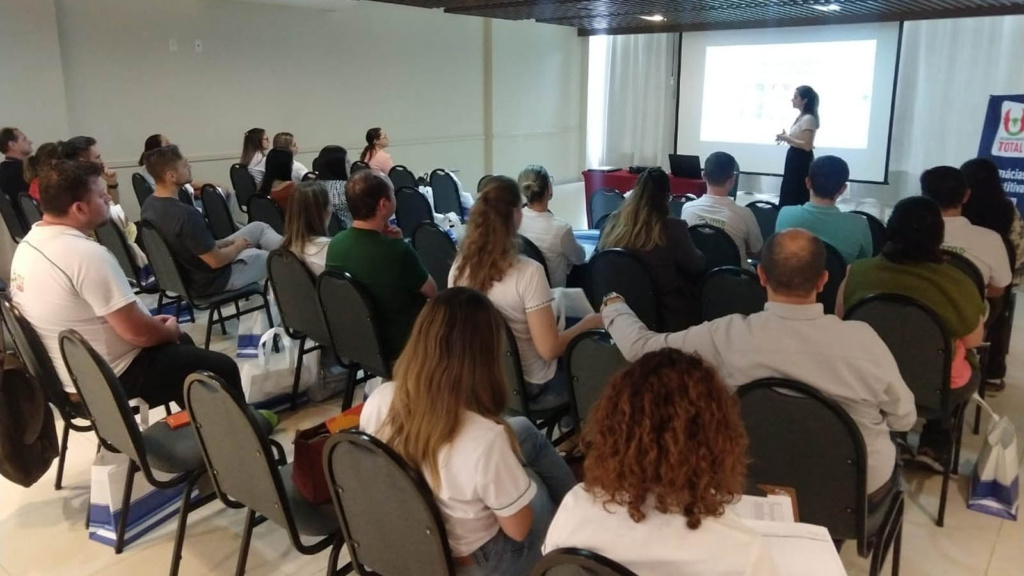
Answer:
9;160;241;408
680;151;763;262
0;127;34;228
326;170;438;361
921;165;1012;298
601;228;915;500
775;155;873;263
59;135;122;205
141;145;282;297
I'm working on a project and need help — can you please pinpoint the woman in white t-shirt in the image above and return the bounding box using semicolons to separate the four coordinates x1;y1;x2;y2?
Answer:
241;127;270;185
775;85;820;207
360;288;578;575
449;176;603;409
517;165;586;288
281;181;332;274
544;348;780;576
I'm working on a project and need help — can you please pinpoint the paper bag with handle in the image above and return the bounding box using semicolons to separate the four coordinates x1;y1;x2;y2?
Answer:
291;404;364;504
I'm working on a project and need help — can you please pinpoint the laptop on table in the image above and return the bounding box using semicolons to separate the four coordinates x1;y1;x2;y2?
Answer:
668;154;702;179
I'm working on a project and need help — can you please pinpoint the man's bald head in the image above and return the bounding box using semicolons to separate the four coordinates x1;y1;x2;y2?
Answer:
759;229;827;298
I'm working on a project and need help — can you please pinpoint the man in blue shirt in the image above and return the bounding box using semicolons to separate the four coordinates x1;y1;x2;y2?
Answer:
774;155;873;264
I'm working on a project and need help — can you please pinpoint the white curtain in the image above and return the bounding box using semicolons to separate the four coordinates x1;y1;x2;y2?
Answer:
586;33;678;169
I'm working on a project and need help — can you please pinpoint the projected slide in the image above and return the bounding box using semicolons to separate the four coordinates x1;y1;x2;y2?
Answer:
699;41;876;149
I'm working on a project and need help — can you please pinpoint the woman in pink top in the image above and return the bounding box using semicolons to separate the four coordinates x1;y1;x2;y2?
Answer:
360;127;394;174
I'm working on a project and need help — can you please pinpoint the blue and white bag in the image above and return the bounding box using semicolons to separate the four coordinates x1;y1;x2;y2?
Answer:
968;395;1019;520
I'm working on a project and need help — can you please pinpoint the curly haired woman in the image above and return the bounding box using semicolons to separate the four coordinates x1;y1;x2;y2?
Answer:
543;349;779;575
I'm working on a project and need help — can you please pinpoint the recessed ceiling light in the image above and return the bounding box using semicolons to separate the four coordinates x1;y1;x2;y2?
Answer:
812;3;841;11
640;14;666;22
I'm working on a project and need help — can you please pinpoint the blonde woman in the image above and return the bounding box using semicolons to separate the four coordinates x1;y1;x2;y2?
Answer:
281;181;332;274
450;176;603;409
598;168;705;331
518;165;586;288
360;287;577;575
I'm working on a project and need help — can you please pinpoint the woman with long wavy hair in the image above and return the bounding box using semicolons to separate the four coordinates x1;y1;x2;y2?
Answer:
544;348;778;575
241;127;270;185
451;176;603;408
360;287;577;575
598;167;705;331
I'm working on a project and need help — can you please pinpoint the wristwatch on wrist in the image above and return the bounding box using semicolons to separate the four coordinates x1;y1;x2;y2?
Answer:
602;292;623;307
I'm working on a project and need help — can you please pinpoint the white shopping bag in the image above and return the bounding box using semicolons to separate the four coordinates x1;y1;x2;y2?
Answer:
433;212;464;244
236;288;279;358
239;327;318;406
551;287;595;330
968;394;1020;520
88;449;184;548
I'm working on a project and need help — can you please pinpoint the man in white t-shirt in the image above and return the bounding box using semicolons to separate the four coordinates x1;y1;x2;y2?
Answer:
9;160;243;408
921;166;1012;297
681;151;763;262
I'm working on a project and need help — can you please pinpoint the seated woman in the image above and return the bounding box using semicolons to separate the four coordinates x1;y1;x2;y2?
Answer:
360;287;578;575
450;176;603;408
313;145;352;227
272;131;309;182
257;147;297;212
544;348;778;575
25;142;61;202
360;127;394;175
517;165;586;288
241;127;270;185
597;168;705;331
282;181;332;274
839;196;985;471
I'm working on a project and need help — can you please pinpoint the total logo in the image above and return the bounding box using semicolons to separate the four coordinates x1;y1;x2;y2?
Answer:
993;102;1024;157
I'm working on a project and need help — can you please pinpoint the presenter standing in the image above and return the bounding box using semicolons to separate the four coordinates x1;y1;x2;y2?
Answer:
776;86;819;207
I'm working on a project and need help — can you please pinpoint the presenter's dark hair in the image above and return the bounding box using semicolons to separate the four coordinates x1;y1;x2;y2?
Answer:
257;147;294;196
796;85;819;122
703;152;738;187
920;166;968;209
882;196;945;264
961;158;1014;237
808;155;849;200
59;136;97;161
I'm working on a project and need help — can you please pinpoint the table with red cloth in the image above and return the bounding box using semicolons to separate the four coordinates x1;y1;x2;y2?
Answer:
582;169;707;227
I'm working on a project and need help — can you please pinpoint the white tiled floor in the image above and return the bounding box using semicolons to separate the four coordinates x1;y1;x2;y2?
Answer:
1;185;1020;575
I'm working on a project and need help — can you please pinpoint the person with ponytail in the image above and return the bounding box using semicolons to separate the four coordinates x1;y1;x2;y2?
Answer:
241;127;270;185
360;287;577;575
775;85;820;207
359;127;394;174
517;165;585;288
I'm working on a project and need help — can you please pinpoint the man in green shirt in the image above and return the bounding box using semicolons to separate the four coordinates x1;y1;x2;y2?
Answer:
325;170;438;362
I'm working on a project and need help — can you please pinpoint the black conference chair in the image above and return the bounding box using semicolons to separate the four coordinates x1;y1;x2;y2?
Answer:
738;378;903;576
229;163;257;214
178;186;195;207
688;224;741;271
328;212;345;236
413;222;457;291
820;243;847;315
247;195;285;235
267;249;333;410
429;169;463;222
532;548;638;576
388;165;417;191
395;186;435;239
350;160;370;175
668;195;688;219
301;171;319;182
17;193;41;226
594;212;614;231
518;235;551;284
139;222;273;349
318;271;393;410
184;372;346;575
94;220;170;307
0;192;26;243
566;330;628;424
730;162;741;199
58;331;215;574
502;323;571;443
201;184;237;240
477;174;493;191
131;172;155;209
588;248;660;331
746;200;780;243
700;266;767;322
589;188;623;230
324;431;455;576
851;210;886;257
942;249;986;300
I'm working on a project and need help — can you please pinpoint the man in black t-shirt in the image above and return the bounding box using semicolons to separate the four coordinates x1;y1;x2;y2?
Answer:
0;127;34;227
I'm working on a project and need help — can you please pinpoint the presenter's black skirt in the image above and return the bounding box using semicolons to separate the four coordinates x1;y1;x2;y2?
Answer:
779;147;814;207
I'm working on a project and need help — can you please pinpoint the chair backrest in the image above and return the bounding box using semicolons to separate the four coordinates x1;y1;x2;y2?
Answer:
589;189;623;229
201;184;237;240
518;235;551;284
412;222;457;291
501;323;530;416
247;195;285;234
388;165;417;191
177;186;194;206
95;219;143;286
395;186;435;239
588;249;660;330
17;193;41;226
819;242;847;314
845;294;952;417
317;271;391;379
0;192;26;242
131;172;155;209
324;431;454;576
229;163;258;213
477;174;493;191
350;161;370;175
700;266;767;321
1;296;74;418
668;196;687;219
328;212;345;236
745;200;779;243
533;548;639;576
267;249;331;345
138;221;192;299
729;162;740;199
594;212;613;231
850;210;886;257
688;224;741;270
942;249;986;300
429;169;462;220
301;171;318;182
566;330;628;424
737;378;867;542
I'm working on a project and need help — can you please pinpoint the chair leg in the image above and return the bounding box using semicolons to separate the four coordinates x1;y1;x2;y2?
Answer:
175;300;182;322
54;421;70;490
291;338;306;411
235;509;257;576
973;374;986;435
341;365;358;411
157;292;164;313
217;306;228;336
262;294;275;328
115;460;139;554
168;474;201;576
953;406;966;476
204;309;215;349
326;535;342;576
937;450;951;527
